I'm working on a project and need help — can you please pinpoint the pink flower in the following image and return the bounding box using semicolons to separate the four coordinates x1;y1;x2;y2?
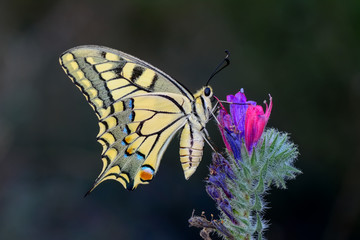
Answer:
217;89;272;157
216;89;256;160
245;95;273;151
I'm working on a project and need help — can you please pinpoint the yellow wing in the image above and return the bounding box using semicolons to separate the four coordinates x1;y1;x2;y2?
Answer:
94;93;191;190
59;45;194;119
59;46;195;191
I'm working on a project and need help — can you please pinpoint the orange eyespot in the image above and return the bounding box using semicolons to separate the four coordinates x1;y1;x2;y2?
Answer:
140;166;154;181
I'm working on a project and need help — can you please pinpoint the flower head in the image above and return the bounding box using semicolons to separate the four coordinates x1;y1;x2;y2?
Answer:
190;89;300;240
217;89;258;158
207;90;274;229
217;89;273;155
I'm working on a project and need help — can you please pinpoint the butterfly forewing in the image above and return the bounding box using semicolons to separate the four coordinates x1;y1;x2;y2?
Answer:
59;45;194;114
59;45;211;191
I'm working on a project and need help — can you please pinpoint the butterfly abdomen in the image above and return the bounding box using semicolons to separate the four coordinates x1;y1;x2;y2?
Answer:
179;123;204;179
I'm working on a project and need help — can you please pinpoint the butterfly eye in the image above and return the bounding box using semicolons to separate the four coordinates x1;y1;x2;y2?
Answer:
204;87;211;97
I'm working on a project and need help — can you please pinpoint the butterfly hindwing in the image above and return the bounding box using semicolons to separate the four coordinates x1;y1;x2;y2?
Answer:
95;93;191;190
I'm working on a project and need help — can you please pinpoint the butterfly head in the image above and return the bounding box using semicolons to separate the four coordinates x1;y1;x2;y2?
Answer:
193;86;213;123
194;86;213;98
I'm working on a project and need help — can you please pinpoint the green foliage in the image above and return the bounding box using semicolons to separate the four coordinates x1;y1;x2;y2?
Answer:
218;128;300;240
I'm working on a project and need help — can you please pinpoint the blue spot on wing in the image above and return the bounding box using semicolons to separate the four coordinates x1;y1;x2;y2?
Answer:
128;99;134;109
141;166;154;174
136;153;145;160
128;112;134;121
123;126;130;134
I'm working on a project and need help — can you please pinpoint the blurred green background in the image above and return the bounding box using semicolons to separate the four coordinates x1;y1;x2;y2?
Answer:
1;0;359;239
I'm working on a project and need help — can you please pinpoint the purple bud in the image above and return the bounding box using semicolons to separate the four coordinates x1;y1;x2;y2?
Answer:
219;199;239;225
214;154;236;181
208;174;233;199
223;164;236;181
206;185;221;201
224;129;242;161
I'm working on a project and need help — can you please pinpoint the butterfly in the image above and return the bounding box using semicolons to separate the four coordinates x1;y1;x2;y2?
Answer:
59;45;219;192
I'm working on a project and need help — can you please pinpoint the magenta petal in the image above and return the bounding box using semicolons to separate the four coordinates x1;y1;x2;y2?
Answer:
265;95;273;120
245;96;273;151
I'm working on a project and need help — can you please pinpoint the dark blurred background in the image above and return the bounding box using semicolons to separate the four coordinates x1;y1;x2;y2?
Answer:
1;0;359;239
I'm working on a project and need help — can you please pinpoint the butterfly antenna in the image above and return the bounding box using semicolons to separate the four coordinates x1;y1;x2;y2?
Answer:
206;50;230;86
